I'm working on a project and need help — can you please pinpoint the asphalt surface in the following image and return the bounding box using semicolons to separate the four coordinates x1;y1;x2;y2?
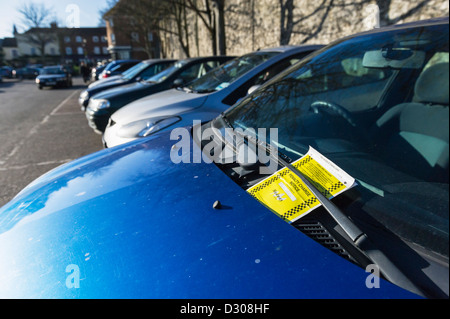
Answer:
0;76;104;207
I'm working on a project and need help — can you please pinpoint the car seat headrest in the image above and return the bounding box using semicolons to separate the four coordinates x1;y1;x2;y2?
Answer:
415;62;449;106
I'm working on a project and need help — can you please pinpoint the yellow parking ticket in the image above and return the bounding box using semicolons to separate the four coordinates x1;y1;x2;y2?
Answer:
247;147;355;223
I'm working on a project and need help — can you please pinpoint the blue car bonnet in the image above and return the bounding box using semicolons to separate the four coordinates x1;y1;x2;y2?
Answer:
0;130;418;298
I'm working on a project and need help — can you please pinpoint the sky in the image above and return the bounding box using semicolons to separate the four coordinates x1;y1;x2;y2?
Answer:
0;0;111;38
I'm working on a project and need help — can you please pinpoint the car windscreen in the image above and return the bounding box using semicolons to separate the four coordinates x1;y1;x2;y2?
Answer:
222;23;449;260
145;60;188;83
40;68;65;75
121;62;150;80
184;52;280;93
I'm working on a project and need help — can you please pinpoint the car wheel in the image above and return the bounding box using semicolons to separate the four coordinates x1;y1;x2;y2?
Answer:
38;85;43;90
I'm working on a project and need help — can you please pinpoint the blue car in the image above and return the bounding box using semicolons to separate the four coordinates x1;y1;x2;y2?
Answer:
0;18;448;299
97;59;141;79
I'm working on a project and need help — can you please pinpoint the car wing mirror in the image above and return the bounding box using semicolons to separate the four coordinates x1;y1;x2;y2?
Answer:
173;78;184;88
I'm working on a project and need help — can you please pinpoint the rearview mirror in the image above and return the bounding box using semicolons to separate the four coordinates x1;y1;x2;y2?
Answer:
363;49;425;69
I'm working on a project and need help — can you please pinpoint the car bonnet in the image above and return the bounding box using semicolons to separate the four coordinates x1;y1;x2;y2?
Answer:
91;81;148;100
0;131;419;299
110;88;208;125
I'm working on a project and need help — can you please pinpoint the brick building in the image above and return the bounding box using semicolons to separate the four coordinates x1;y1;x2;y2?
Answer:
103;2;160;60
58;26;110;64
1;23;110;66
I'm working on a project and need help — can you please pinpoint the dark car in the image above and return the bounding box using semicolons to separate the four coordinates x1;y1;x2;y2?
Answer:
98;59;140;79
0;18;447;300
12;67;40;79
85;56;233;133
0;66;13;78
79;59;176;110
35;66;73;89
90;64;107;82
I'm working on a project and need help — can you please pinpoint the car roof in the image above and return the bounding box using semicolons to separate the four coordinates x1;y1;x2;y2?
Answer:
256;45;322;53
178;56;234;63
333;16;448;44
112;59;141;64
142;58;177;64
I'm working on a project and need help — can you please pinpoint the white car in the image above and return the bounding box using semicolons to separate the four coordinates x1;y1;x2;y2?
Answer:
103;45;322;148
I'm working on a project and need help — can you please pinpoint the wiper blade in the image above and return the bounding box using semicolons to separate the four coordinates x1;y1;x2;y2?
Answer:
180;87;195;93
229;127;425;297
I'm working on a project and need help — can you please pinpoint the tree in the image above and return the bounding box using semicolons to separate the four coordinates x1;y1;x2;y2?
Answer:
17;2;56;62
278;0;334;45
375;0;431;26
186;0;217;55
212;0;226;55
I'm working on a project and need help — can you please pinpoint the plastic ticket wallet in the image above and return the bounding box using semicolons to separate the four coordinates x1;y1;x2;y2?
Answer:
247;147;356;223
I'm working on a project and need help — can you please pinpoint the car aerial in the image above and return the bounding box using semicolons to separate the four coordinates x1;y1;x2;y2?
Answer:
79;59;176;111
12;67;40;79
97;59;141;79
102;45;322;148
35;66;73;89
0;18;448;299
85;56;234;133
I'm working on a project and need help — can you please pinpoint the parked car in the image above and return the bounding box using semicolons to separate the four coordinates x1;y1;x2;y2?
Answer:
79;59;176;110
35;66;73;89
98;59;140;79
90;63;107;82
0;66;13;78
102;45;322;148
85;56;234;133
0;18;447;299
12;67;40;79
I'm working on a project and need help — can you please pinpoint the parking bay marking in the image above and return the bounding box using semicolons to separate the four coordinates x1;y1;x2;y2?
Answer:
1;90;79;164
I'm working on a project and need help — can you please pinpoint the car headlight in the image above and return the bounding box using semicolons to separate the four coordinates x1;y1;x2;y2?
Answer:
117;116;181;138
80;90;89;99
89;99;110;111
35;78;40;84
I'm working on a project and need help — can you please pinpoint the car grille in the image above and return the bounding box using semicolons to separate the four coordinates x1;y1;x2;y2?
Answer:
294;220;357;263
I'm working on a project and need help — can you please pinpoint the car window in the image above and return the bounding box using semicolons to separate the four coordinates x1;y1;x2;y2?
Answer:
186;52;280;93
222;52;314;106
224;23;449;261
115;62;137;73
294;54;393;112
178;63;203;82
41;68;65;75
138;62;173;80
146;60;188;83
121;62;148;79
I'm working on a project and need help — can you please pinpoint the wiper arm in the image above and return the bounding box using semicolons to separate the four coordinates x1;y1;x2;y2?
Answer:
230;127;425;297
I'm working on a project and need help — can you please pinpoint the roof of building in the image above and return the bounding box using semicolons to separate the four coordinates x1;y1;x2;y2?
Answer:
1;38;17;48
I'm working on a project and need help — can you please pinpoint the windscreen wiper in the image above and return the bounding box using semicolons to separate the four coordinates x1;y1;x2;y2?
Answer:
229;127;425;297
